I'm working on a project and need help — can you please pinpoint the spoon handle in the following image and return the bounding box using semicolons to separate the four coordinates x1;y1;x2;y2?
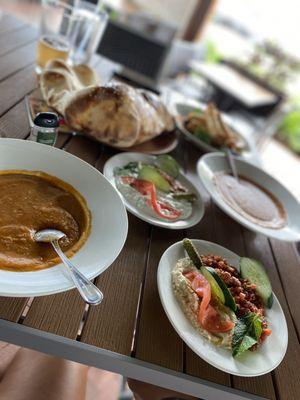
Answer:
224;147;239;181
52;240;103;305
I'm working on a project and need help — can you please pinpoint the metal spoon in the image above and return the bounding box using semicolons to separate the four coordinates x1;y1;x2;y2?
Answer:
224;147;239;182
34;229;103;305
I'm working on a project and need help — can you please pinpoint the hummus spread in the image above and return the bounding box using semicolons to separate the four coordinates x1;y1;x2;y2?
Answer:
172;258;235;348
0;170;91;272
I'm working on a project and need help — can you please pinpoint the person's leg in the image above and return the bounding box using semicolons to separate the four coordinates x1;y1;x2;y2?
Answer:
0;347;88;400
127;379;198;400
85;367;121;400
0;342;20;381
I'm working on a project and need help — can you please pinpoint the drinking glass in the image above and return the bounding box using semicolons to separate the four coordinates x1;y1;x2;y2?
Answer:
36;0;82;72
70;1;108;64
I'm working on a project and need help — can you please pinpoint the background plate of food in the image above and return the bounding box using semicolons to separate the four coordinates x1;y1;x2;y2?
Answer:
157;239;288;376
174;101;255;158
27;96;178;155
103;152;205;229
0;139;128;297
197;153;300;241
35;59;177;154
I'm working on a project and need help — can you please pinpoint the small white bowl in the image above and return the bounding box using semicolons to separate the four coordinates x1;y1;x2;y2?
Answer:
104;152;205;230
197;152;300;241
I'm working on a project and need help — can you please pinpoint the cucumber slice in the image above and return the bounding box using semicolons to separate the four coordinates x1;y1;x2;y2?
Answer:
138;165;171;192
205;267;237;312
183;239;203;270
239;257;273;308
200;266;225;305
156;155;180;178
173;193;197;203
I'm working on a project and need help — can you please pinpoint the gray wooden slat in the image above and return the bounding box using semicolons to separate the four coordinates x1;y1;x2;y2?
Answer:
0;298;28;322
23;291;87;338
0;65;37;117
0;98;31;139
0;14;26;34
270;239;300;336
0;25;38;57
0;41;36;82
134;228;185;370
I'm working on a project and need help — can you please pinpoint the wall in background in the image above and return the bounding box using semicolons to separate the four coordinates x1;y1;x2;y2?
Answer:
130;0;197;31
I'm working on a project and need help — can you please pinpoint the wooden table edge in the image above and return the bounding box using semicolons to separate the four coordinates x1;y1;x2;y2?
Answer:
0;319;269;400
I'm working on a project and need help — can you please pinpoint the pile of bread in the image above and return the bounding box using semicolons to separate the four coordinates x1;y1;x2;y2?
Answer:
39;60;174;148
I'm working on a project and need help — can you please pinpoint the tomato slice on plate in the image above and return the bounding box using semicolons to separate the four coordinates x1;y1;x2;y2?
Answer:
122;177;182;220
184;271;234;333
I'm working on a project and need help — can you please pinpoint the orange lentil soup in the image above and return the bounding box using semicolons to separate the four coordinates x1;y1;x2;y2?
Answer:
0;170;91;272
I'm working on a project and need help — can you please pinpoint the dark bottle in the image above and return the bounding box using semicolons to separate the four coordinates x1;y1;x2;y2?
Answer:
29;112;59;146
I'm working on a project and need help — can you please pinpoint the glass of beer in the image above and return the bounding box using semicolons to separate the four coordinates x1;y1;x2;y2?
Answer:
36;0;82;73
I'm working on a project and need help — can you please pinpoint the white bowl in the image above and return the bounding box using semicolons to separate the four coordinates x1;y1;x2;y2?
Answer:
0;139;128;297
197;152;300;242
157;239;288;377
103;152;205;230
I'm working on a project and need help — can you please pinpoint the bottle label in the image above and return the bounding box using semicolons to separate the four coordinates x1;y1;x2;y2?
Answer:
36;130;56;146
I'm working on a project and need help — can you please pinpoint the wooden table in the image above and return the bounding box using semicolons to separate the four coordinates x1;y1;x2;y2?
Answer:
0;13;300;400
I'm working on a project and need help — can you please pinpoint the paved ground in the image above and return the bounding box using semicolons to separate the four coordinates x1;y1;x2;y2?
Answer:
261;139;300;201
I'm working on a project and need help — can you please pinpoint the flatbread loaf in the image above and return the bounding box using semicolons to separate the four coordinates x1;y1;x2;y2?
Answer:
39;59;174;148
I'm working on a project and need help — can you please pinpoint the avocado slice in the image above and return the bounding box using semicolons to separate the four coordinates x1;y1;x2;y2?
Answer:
156;155;180;178
200;266;225;305
138;165;171;192
205;267;237;312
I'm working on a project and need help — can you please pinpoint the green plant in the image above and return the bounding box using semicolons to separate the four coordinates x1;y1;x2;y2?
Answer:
204;41;222;64
235;40;300;92
279;109;300;153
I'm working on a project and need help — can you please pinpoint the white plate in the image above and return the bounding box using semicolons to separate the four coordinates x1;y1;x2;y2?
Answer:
174;102;255;159
157;239;288;377
0;139;128;297
103;152;205;229
197;152;300;241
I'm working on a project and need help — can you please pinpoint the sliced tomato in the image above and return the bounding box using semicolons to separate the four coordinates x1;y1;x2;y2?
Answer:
122;177;182;220
199;305;235;333
189;272;211;315
130;178;152;195
184;271;234;333
260;328;272;343
263;328;272;336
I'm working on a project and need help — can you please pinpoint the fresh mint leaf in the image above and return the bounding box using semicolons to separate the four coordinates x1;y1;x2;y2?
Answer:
194;127;211;144
114;162;139;176
193;108;202;114
251;314;263;339
232;312;262;357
